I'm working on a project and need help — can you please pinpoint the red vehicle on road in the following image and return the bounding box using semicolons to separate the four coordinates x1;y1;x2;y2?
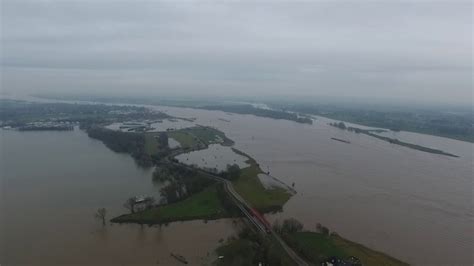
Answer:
249;207;272;233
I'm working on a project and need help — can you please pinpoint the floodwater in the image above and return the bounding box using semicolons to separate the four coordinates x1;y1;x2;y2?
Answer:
0;128;235;265
150;106;473;265
106;118;196;133
175;144;249;172
168;137;181;149
2;96;473;265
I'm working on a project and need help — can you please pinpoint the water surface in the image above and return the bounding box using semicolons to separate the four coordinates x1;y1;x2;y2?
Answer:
152;105;473;265
0;128;234;265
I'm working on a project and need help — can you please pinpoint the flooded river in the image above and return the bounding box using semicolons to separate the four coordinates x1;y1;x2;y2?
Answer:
0;128;234;265
1;97;473;265
153;106;473;265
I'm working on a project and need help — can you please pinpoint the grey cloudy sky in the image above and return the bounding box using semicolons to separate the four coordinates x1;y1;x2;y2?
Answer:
1;0;472;104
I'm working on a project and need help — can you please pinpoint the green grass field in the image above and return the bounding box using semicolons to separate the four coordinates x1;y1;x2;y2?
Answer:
231;149;291;211
144;133;160;155
289;232;408;266
184;126;233;146
168;126;234;149
112;185;226;224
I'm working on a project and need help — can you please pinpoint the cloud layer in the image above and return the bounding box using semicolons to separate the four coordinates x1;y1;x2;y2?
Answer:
1;0;472;104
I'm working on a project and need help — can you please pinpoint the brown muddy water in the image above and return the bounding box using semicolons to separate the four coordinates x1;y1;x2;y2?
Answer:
1;97;473;265
153;106;473;265
0;128;235;265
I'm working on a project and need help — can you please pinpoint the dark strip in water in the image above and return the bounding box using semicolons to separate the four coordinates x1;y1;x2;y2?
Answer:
362;131;459;158
331;137;351;144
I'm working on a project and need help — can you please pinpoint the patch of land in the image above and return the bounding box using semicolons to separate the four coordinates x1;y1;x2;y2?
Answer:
231;148;291;212
200;104;313;124
287;232;408;266
144;132;162;155
109;125;291;224
330;122;459;158
168;126;234;150
111;185;229;224
276;103;474;143
0;99;170;128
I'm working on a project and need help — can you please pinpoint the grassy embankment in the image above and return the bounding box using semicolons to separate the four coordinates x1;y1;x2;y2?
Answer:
112;184;227;224
287;232;408;266
231;148;291;212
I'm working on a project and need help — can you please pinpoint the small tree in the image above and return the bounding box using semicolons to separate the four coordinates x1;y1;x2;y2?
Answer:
94;208;107;226
224;164;241;180
320;226;330;236
316;223;329;236
124;197;136;213
282;218;303;234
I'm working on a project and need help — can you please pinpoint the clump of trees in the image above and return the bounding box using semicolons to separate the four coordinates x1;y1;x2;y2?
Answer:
153;164;215;204
272;218;304;234
220;164;241;180
157;132;169;148
329;121;347;130
216;184;241;217
316;223;330;236
124;197;137;213
87;127;153;167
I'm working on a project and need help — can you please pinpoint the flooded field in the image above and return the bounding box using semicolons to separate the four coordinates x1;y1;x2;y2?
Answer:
168;137;181;149
0;128;234;265
106;118;196;133
175;144;249;172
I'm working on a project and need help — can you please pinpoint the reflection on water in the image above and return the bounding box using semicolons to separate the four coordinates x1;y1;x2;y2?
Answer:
0;129;234;265
175;144;249;172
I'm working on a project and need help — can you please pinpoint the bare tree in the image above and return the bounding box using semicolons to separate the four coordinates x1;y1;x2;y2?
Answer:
124;197;136;213
94;208;107;226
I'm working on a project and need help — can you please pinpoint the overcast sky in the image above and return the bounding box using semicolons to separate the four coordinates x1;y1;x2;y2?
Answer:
1;0;472;105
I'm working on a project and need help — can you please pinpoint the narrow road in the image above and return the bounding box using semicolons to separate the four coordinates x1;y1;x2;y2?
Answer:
170;161;309;265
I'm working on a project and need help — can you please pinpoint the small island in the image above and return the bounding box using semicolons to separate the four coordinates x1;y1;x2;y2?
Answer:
329;122;459;158
200;104;313;124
